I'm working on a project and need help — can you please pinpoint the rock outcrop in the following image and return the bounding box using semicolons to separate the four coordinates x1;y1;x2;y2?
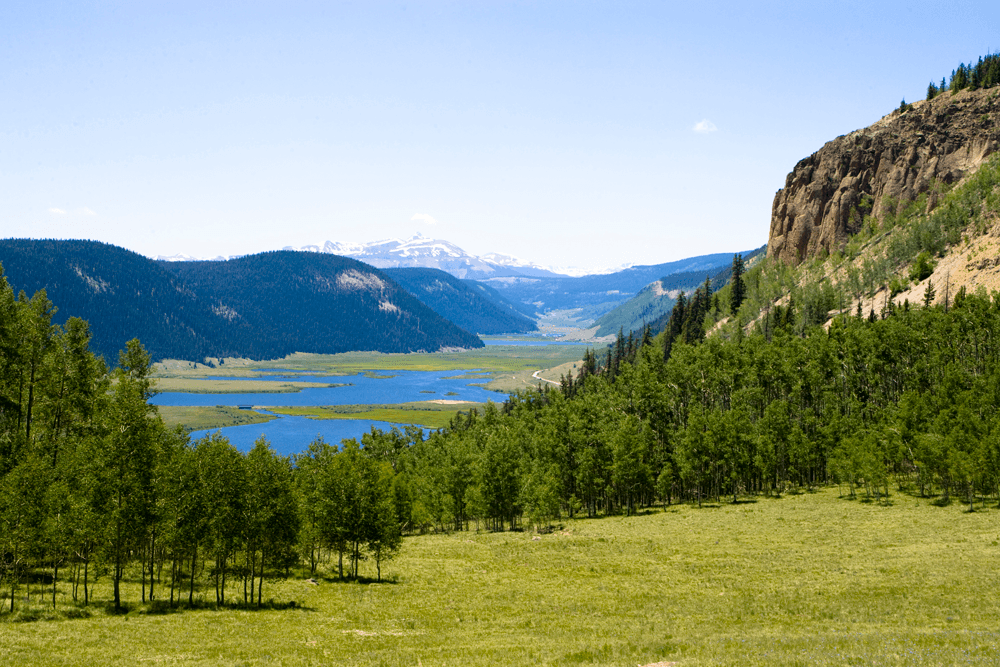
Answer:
768;88;1000;264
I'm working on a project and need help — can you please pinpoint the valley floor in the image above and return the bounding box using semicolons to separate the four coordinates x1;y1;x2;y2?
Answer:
3;486;999;666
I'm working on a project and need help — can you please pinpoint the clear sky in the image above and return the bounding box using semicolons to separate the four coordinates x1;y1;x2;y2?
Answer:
2;1;997;273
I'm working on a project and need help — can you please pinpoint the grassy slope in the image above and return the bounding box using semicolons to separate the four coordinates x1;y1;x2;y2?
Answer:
4;487;1000;666
699;154;1000;341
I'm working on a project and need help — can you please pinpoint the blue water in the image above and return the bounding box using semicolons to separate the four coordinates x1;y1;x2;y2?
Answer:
156;369;504;454
151;370;501;407
483;340;592;346
189;413;424;457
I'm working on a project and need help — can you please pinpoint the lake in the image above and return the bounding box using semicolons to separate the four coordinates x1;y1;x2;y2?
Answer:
151;370;502;407
153;369;507;455
187;411;420;456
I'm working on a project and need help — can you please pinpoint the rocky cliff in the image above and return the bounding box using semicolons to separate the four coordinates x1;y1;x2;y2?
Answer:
768;88;1000;263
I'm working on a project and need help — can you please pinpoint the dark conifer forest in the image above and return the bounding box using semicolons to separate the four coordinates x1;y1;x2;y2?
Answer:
0;240;483;363
160;251;484;357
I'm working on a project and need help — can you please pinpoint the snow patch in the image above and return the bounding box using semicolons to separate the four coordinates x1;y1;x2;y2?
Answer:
379;300;400;314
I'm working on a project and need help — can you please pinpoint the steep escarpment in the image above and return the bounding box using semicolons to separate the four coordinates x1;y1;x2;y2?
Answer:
768;87;1000;264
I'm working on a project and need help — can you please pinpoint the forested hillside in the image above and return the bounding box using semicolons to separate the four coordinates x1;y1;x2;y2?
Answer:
0;239;224;363
161;252;484;357
461;279;539;319
0;240;484;362
382;267;538;334
592;246;766;337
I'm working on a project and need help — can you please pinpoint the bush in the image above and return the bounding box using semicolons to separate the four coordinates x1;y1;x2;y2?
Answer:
909;252;936;282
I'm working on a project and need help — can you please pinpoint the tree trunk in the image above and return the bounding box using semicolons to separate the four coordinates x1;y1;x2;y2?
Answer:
114;558;122;612
189;551;196;606
149;535;156;601
257;549;264;606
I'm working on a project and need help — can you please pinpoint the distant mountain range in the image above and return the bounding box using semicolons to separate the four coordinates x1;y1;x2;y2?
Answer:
481;251;754;324
382;268;538;335
592;246;767;337
156;238;758;328
297;235;566;279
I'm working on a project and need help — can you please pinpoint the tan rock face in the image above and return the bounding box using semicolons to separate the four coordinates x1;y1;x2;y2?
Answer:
768;88;1000;264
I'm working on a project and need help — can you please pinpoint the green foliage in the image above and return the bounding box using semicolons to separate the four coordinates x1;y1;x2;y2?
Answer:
910;251;936;282
945;53;1000;94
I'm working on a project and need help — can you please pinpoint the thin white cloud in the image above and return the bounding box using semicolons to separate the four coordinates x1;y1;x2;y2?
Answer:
78;207;97;216
48;207;67;215
411;213;438;225
693;119;718;134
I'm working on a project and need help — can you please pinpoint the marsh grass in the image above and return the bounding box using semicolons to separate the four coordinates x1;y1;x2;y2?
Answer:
153;378;346;393
155;347;591;381
267;402;484;429
157;405;278;432
3;487;1000;665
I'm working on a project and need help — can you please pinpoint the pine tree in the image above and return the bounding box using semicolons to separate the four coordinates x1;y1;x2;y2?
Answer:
729;254;746;315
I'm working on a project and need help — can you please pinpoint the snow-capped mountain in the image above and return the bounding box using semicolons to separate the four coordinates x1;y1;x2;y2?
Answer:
154;234;570;279
285;234;568;280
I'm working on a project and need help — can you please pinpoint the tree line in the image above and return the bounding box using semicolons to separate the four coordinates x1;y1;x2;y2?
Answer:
403;280;1000;530
926;52;1000;99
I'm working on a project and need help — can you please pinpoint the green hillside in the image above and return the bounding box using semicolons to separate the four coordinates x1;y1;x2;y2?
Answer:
162;251;484;357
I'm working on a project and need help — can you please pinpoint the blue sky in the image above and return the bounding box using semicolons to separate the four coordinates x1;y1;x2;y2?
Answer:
2;1;997;272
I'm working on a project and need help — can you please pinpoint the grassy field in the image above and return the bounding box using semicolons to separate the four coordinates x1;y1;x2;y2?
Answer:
158;405;278;432
267;401;484;429
4;487;1000;665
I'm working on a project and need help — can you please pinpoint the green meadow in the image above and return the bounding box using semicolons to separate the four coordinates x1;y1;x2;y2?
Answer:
4;486;999;666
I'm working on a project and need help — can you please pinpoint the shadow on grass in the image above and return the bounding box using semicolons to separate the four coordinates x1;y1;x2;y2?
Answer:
302;573;398;586
141;598;315;615
1;597;317;623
